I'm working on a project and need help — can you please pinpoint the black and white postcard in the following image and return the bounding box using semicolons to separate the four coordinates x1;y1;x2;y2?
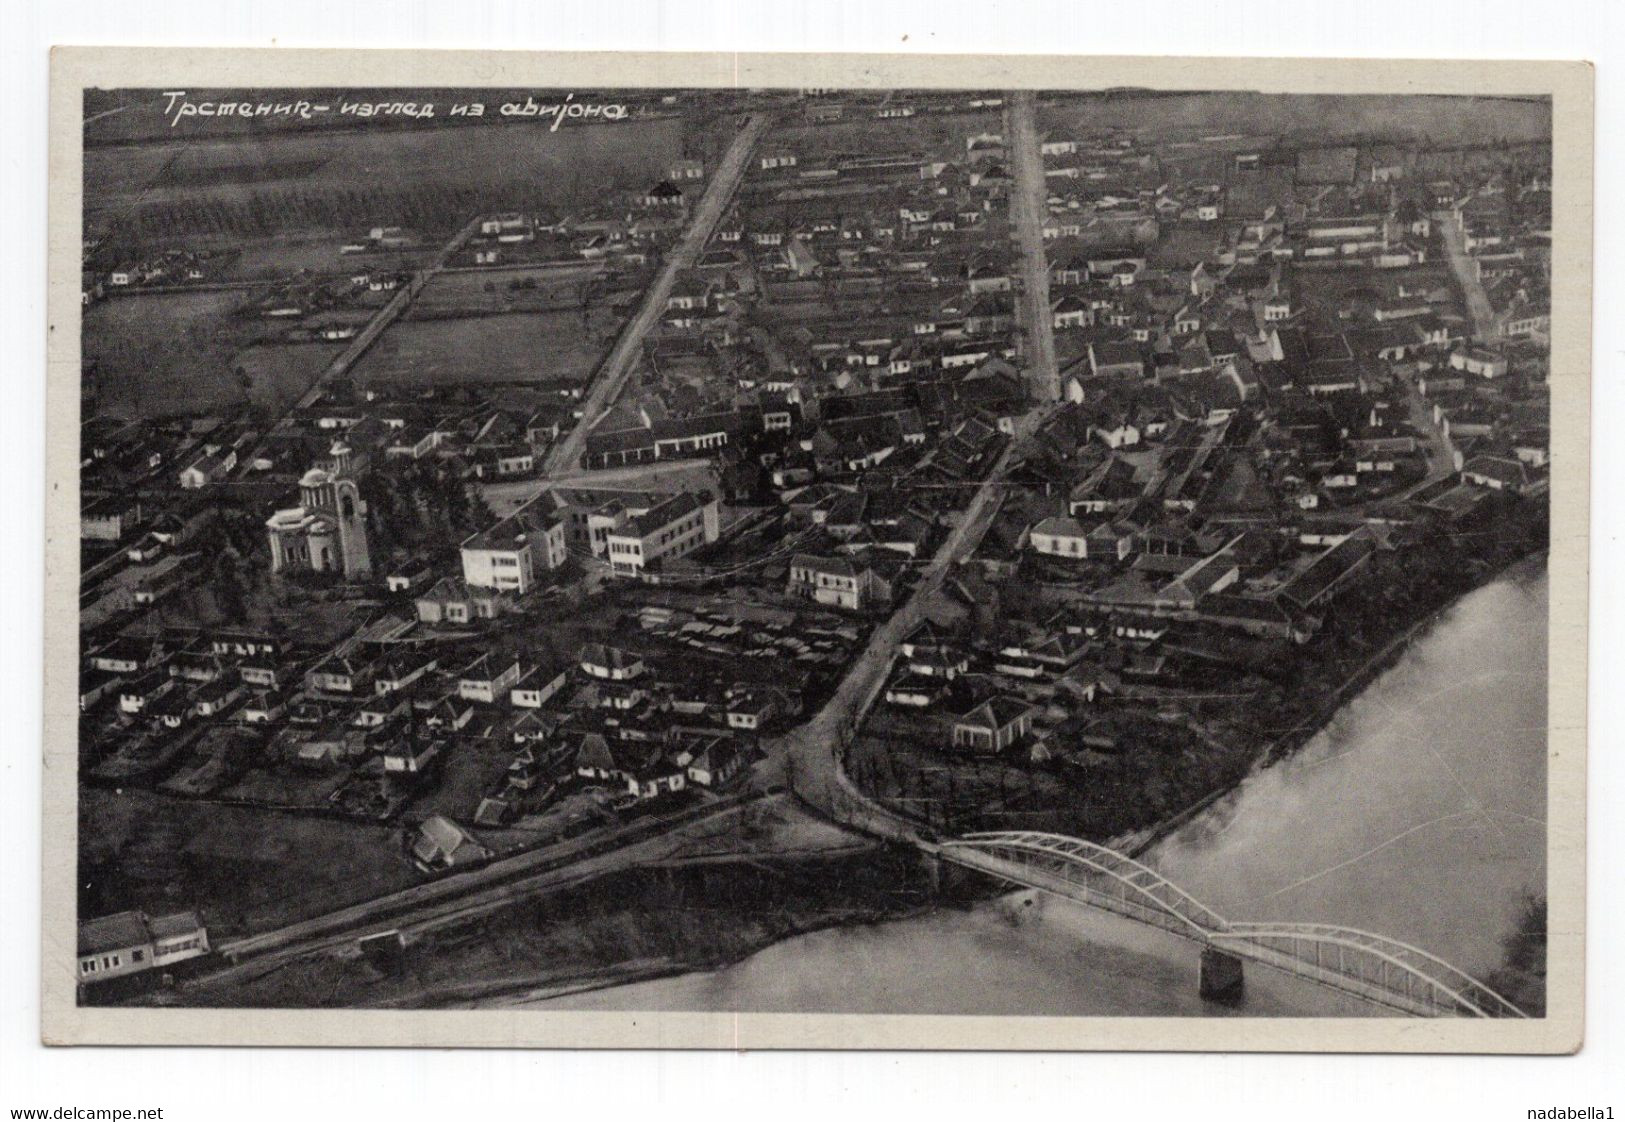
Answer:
42;49;1591;1051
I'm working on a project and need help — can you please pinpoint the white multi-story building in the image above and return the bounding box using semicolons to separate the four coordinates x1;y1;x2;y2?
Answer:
786;553;893;611
460;499;568;595
604;491;720;578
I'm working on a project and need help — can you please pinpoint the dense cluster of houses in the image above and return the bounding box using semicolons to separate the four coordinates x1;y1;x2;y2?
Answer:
77;581;848;866
447;163;708;271
76;378;595;640
1447;171;1552;341
850;127;1552;769
78;98;1555;919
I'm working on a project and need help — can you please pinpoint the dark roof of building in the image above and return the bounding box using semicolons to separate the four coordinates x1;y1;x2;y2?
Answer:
78;910;150;955
461;500;562;553
147;910;205;939
957;696;1036;731
789;553;859;579
614;491;713;540
1279;528;1376;610
579;643;642;671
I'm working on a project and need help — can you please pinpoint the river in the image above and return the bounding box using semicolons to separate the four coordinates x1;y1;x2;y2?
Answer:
530;559;1548;1016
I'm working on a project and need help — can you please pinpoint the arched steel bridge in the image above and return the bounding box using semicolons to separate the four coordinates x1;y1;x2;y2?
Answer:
933;831;1529;1019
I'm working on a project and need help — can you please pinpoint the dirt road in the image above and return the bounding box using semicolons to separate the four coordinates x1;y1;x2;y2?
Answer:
235;213;485;476
1435;209;1498;342
206;793;762;978
766;408;1052;837
542;113;771;476
1007;91;1061;402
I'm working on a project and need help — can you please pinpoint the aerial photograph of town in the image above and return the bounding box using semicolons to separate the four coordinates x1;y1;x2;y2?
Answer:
72;83;1553;1019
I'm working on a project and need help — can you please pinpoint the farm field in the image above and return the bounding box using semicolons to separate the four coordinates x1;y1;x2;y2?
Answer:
78;785;417;939
1038;92;1552;146
86;115;685;227
353;308;623;386
82;291;260;418
414;265;637;318
217;236;432;283
234;341;347;417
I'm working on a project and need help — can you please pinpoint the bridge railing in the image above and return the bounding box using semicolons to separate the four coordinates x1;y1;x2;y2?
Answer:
948;831;1230;938
937;830;1531;1019
941;846;1212;941
1218;922;1530;1019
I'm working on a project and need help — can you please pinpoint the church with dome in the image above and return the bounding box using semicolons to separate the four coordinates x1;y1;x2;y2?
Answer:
265;441;373;581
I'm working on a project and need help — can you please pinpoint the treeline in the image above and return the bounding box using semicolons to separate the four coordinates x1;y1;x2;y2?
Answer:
364;458;496;560
94;175;610;265
1486;891;1547;1017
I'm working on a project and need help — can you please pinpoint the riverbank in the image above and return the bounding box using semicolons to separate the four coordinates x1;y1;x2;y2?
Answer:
467;514;1553;1014
531;553;1548;1016
849;490;1549;849
527;883;1368;1016
1149;556;1548;985
150;507;1549;1013
1120;532;1550;858
151;842;935;1009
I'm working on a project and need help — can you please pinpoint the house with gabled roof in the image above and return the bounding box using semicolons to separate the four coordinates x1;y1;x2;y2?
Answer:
687;738;744;788
1157;538;1243;610
951;696;1038;755
786;553;893;611
1462;454;1543;495
304;651;374;696
1276;527;1377;612
510;658;571;709
414;577;510;625
579;643;645;682
457;650;524;704
374;650;439;695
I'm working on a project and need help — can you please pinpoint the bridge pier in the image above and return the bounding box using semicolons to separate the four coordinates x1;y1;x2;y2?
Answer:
919;850;984;902
922;852;942;895
1199;947;1245;1005
936;834;1524;1018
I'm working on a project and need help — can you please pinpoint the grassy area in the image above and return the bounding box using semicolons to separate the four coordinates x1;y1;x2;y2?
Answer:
84;287;387;421
848;709;1236;840
414;267;633;318
407;733;517;824
355;309;619;385
234;340;345;417
149;843;922;1009
82;291;261;417
217;236;431;282
79;786;419;939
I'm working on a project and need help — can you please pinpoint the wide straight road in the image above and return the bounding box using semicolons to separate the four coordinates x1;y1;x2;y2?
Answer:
480;458;718;517
1434;209;1498;343
199;794;762;982
543;113;772;476
1007;91;1061;402
235;213;485;476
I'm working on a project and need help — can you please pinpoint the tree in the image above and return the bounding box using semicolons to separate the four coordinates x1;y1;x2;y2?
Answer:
211;549;249;623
